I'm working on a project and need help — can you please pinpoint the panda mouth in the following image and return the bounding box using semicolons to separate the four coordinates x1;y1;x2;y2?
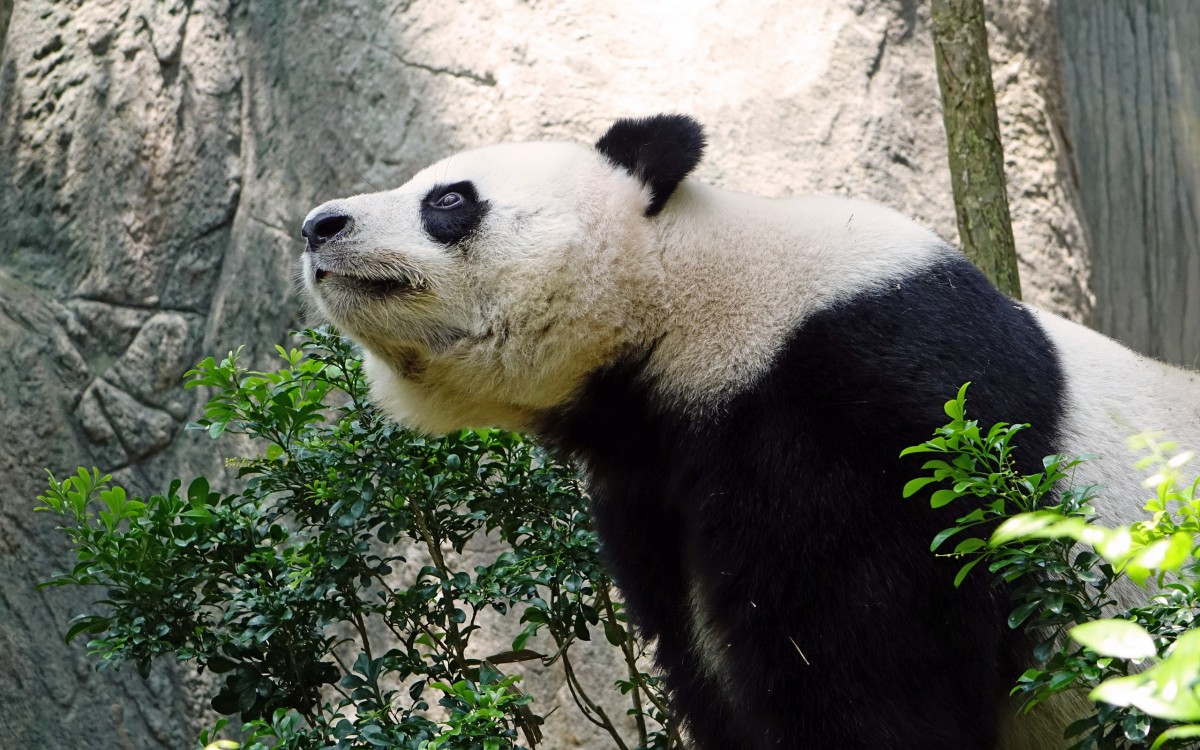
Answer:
315;268;415;298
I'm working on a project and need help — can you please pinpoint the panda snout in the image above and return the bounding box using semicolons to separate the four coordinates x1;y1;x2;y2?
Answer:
301;209;354;250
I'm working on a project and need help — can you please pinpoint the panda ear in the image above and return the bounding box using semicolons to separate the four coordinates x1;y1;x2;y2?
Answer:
595;114;706;217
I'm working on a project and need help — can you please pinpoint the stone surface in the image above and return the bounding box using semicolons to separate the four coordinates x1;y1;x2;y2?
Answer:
2;0;1171;747
0;0;259;746
0;276;209;749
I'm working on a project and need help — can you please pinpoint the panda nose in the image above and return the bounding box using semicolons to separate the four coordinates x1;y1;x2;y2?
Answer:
301;210;353;249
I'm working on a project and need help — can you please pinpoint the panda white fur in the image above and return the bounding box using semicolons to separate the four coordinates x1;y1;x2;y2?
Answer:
301;115;1200;750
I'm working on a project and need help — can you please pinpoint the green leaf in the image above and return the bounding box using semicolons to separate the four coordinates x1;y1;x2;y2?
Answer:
902;476;940;499
943;395;964;421
1062;716;1097;739
1090;675;1155;712
511;623;538;651
1092;630;1200;721
930;526;963;553
1007;600;1040;629
64;614;110;644
1122;711;1151;742
1141;531;1194;573
1032;634;1059;663
930;489;962;509
952;537;985;555
188;476;211;505
955;381;971;404
991;512;1065;546
1150;725;1200;750
1046;670;1077;692
953;557;983;588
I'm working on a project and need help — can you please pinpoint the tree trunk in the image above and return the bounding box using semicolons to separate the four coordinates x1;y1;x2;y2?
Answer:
1057;0;1200;366
932;0;1023;298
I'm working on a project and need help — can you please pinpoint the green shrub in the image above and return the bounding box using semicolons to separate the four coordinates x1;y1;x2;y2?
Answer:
905;384;1200;749
37;329;676;750
42;334;1199;749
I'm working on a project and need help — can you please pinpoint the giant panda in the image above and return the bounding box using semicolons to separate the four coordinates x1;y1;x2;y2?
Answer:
300;114;1200;750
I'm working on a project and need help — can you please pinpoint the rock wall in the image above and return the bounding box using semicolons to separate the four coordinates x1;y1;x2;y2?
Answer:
0;0;1099;747
1;1;246;746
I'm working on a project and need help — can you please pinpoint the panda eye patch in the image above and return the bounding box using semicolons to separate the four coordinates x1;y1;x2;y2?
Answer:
421;180;489;246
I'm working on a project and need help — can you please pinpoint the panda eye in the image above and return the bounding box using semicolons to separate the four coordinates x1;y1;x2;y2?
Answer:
420;181;486;245
431;192;464;210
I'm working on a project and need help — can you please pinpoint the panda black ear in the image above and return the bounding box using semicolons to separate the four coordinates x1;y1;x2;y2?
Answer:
595;114;706;217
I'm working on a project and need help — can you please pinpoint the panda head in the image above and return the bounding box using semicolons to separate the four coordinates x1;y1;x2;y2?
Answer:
300;114;706;432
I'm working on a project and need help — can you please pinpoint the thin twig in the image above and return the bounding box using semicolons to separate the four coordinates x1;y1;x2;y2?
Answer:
409;496;471;672
599;586;648;744
561;650;630;750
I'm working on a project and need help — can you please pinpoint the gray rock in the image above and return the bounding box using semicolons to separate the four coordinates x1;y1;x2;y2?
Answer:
75;383;130;469
0;276;201;749
109;311;201;420
91;377;178;460
63;299;154;377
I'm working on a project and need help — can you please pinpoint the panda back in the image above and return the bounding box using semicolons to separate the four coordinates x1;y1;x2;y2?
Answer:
1032;310;1200;528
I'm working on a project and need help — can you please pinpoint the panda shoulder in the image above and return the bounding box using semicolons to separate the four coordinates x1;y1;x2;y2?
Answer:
645;187;962;410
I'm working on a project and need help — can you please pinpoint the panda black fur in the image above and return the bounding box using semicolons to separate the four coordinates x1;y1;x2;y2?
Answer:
302;115;1200;750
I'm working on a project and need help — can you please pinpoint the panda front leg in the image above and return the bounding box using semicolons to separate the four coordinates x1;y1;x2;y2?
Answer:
588;489;748;748
650;613;751;749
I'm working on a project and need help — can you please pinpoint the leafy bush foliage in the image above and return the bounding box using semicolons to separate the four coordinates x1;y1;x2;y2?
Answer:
37;329;676;750
905;384;1200;750
41;334;1200;749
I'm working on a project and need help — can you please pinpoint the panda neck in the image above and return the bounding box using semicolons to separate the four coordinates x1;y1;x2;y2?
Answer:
641;180;951;412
